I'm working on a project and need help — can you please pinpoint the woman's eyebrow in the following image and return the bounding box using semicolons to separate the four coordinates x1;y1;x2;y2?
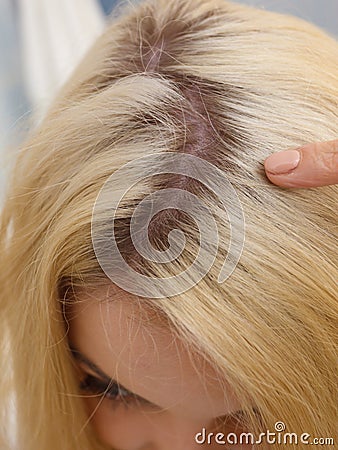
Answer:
68;342;158;406
69;343;117;384
68;343;253;419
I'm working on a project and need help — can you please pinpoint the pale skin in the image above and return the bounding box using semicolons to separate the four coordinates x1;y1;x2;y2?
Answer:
67;285;253;450
264;139;338;188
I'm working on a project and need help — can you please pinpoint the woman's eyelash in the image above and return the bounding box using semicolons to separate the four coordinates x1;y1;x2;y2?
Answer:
79;374;145;407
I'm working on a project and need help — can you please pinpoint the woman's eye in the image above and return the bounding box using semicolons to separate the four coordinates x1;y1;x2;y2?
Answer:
79;374;145;408
80;374;130;400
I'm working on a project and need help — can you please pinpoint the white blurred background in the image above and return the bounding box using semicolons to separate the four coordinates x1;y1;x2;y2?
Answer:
0;0;337;195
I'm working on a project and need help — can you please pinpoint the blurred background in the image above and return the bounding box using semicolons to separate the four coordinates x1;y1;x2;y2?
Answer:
0;0;337;196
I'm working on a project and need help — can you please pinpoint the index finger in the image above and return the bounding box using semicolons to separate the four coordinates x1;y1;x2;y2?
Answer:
264;139;338;188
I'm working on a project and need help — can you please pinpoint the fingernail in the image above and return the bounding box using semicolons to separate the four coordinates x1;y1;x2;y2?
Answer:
265;150;301;175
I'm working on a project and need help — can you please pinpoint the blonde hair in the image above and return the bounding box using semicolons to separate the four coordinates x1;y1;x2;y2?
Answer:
1;0;337;449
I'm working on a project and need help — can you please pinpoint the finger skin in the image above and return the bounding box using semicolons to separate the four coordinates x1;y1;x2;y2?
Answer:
264;139;338;188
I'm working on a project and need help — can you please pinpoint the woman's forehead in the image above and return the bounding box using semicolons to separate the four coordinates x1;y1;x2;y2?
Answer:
67;285;241;420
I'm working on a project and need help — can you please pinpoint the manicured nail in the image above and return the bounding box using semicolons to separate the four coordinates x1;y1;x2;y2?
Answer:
265;150;301;175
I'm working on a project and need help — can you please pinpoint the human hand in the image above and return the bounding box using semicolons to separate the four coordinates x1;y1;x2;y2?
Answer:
264;139;338;188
